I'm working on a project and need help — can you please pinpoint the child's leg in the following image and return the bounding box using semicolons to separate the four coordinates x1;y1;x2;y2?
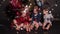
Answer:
39;22;42;26
34;22;39;33
28;24;31;32
45;23;52;30
42;22;47;30
25;23;30;32
30;24;34;31
35;22;39;30
16;23;24;30
20;23;24;28
16;24;22;31
30;22;35;30
15;25;19;30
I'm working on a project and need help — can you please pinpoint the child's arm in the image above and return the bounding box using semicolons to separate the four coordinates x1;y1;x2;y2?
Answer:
39;22;42;26
29;18;32;21
50;14;53;18
13;19;21;30
13;19;19;27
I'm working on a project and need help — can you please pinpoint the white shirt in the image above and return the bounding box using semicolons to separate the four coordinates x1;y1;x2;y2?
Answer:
44;14;53;23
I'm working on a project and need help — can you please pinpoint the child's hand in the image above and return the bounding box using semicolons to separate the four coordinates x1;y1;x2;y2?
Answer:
29;18;32;21
39;22;42;26
16;27;20;30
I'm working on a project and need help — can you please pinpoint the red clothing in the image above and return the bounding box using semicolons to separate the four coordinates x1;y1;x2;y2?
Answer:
11;15;30;26
16;16;30;25
10;0;22;9
11;15;30;28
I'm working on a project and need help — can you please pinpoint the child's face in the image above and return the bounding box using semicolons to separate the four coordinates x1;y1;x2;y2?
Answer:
22;13;26;17
21;11;26;17
33;6;38;14
25;6;29;12
34;9;37;13
43;10;48;15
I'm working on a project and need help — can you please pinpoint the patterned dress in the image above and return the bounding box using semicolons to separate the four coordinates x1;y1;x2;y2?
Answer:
44;14;53;24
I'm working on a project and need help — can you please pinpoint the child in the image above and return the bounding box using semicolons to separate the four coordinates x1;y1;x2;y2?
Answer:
30;6;42;32
11;5;30;32
42;8;53;30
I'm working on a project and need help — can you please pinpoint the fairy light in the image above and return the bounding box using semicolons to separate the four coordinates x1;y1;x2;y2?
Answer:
30;3;32;5
52;8;54;11
24;10;26;13
25;5;28;7
29;5;31;8
23;8;27;13
55;4;58;7
49;11;52;13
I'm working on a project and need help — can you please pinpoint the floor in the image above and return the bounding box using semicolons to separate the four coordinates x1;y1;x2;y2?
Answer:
0;21;60;34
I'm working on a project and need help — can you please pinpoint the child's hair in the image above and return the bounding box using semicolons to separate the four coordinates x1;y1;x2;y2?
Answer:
33;5;39;12
43;5;49;11
43;8;49;11
43;6;49;11
34;5;38;9
43;6;50;14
